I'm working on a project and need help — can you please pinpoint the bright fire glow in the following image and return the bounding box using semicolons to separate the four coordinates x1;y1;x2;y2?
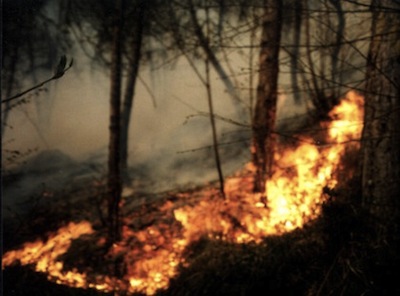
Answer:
2;92;364;295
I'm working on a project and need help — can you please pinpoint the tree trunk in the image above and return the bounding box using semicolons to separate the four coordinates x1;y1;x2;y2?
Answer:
204;2;225;199
303;1;330;117
107;0;124;244
1;45;18;138
290;0;302;104
361;0;400;240
120;0;145;183
252;0;282;195
328;0;345;98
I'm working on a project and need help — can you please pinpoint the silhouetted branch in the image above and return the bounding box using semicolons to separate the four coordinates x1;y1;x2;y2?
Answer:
2;56;73;104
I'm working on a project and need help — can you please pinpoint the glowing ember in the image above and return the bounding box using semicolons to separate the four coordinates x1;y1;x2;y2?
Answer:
2;91;364;295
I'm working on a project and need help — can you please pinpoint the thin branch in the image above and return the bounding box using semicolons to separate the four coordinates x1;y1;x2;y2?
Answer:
2;56;73;104
185;111;250;128
177;138;249;154
138;75;157;108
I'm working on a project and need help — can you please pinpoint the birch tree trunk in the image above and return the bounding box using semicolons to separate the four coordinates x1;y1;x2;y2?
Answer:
361;0;400;239
252;0;282;195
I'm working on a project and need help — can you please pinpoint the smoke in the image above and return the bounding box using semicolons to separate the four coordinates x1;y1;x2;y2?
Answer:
1;31;309;219
2;0;371;220
2;45;254;219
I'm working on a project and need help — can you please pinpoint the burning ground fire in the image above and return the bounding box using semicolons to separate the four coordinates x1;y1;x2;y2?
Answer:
2;91;364;295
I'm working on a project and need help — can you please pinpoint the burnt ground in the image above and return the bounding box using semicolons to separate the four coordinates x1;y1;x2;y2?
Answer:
157;176;400;296
2;148;400;296
3;173;400;296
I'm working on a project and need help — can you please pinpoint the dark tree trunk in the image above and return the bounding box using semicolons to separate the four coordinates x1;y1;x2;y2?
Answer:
107;0;124;244
252;0;282;195
328;0;345;97
1;45;18;138
120;0;145;183
290;0;302;104
205;57;225;198
361;0;400;240
303;1;330;116
204;3;225;199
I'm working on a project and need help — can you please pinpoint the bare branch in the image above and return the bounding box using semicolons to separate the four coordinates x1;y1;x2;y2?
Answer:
2;56;73;104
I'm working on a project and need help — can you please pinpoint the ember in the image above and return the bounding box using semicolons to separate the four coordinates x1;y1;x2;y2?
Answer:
2;91;364;295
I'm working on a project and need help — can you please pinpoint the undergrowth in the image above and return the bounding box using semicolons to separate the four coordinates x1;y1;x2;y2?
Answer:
159;178;400;296
3;177;399;295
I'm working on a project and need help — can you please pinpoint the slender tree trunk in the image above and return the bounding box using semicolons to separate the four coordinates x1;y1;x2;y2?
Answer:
361;0;400;240
120;0;145;183
204;2;225;198
248;7;257;122
304;1;330;116
328;0;344;97
290;0;302;104
252;0;282;195
1;46;18;138
107;0;124;244
205;58;225;198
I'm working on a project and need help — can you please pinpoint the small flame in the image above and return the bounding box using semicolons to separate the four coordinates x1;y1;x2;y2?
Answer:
3;91;364;295
2;222;94;288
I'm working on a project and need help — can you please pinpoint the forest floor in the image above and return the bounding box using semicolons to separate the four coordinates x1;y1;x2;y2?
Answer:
2;165;400;296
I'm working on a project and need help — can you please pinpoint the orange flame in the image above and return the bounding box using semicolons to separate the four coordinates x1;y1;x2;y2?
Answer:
2;222;94;288
2;91;364;295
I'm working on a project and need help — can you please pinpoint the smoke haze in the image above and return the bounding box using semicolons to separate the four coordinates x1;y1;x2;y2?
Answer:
2;1;370;219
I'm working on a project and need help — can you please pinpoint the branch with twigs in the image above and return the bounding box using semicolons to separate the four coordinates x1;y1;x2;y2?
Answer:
2;55;73;104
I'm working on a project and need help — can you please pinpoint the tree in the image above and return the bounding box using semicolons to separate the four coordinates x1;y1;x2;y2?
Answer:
361;0;400;240
203;0;226;198
67;0;170;185
65;0;168;242
328;0;345;94
301;0;343;117
107;0;125;244
120;0;147;182
288;0;303;104
252;0;283;195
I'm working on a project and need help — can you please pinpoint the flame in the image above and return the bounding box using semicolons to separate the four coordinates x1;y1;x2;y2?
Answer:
2;222;94;288
3;91;364;295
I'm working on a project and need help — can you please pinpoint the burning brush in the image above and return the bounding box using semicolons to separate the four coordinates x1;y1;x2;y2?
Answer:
2;91;364;295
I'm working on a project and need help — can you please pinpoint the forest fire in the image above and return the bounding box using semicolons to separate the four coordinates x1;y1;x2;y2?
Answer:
2;91;364;295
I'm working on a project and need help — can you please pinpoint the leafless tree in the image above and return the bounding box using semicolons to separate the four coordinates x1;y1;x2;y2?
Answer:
361;0;400;241
252;0;282;195
120;0;148;182
107;0;124;244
